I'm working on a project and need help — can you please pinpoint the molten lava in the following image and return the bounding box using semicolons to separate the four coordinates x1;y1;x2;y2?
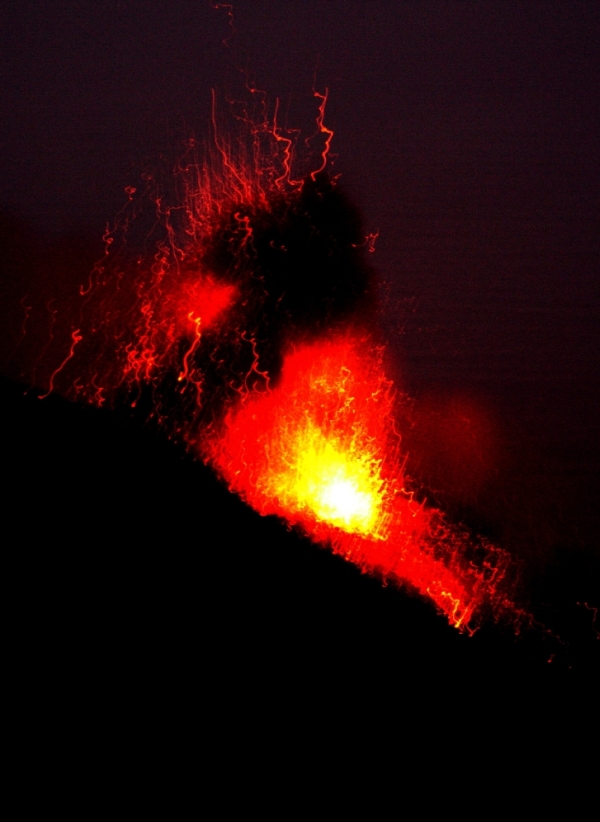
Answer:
207;339;393;535
40;84;523;633
205;338;516;629
288;424;382;536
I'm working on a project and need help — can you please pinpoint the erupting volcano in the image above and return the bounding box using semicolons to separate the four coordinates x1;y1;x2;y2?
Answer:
44;88;524;633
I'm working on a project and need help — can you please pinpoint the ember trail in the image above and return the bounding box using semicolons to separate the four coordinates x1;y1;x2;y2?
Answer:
56;89;521;631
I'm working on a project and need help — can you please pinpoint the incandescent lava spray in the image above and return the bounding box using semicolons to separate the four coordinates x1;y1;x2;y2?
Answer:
44;88;524;632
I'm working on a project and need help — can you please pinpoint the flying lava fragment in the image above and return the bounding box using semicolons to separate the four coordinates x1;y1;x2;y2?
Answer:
43;87;524;632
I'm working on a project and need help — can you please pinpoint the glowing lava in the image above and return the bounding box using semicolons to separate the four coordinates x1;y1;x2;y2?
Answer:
204;337;517;630
207;339;392;534
40;84;523;633
290;426;382;536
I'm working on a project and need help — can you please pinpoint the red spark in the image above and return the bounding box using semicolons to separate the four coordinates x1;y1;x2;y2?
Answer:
40;328;82;400
310;88;335;181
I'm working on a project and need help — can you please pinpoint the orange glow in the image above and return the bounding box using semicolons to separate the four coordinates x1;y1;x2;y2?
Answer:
204;336;518;630
206;338;395;535
286;421;383;535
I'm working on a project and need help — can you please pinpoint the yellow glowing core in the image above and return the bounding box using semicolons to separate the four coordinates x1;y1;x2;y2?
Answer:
270;423;383;535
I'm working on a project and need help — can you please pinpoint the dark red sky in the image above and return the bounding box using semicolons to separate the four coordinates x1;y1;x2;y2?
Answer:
1;2;599;669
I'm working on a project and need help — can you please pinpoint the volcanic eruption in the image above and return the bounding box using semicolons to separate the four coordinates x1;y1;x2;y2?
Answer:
42;88;525;633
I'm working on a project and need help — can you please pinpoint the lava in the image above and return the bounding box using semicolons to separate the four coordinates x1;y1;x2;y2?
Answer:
204;336;517;629
39;84;523;632
205;338;394;538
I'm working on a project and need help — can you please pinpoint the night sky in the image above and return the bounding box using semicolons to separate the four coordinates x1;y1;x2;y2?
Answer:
1;0;599;697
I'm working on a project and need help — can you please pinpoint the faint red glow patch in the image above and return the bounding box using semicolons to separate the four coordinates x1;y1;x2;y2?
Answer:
405;394;500;505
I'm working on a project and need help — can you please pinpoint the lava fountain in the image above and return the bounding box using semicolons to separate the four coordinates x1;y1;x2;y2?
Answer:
43;88;524;632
